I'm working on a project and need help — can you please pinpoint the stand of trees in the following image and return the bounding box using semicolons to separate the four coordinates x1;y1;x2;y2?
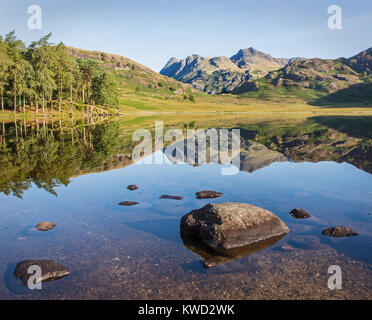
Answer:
0;31;118;113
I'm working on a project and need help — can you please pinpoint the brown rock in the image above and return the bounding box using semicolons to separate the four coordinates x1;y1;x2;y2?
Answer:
14;260;71;286
289;208;311;219
180;202;289;251
118;201;139;206
127;185;138;190
35;222;56;232
159;195;183;200
322;226;358;237
196;190;224;199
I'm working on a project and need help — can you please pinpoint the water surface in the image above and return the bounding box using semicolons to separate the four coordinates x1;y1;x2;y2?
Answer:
0;115;371;299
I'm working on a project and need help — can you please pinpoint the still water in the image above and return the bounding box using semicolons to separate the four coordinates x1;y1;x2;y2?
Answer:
0;115;371;299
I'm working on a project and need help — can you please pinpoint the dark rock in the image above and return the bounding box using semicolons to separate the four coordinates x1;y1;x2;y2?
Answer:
196;190;224;199
118;201;139;206
180;202;289;251
322;226;358;237
14;260;71;286
127;185;138;190
159;195;183;200
289;208;311;219
35;222;56;231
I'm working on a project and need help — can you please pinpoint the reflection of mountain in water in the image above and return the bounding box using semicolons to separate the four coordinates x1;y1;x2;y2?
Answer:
239;142;287;172
163;131;288;173
0;117;370;197
261;127;372;174
163;120;372;174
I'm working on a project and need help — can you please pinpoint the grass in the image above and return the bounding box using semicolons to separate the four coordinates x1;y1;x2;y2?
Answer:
2;72;372;121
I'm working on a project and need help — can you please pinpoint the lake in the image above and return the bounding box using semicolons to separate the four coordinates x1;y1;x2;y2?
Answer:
0;114;371;299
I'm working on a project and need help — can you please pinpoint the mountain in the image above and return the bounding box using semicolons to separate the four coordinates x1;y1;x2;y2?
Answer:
160;48;293;94
67;47;197;96
340;47;372;75
232;48;372;103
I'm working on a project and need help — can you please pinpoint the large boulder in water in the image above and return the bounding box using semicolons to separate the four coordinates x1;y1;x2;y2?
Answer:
14;260;71;286
180;202;289;251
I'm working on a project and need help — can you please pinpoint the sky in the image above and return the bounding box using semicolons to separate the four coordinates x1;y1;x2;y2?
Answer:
1;0;371;71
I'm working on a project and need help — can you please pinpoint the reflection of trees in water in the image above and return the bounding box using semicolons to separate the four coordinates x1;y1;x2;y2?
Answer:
0;119;121;198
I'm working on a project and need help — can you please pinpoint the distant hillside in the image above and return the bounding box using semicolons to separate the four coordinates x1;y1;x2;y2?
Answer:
67;47;196;96
160;48;295;94
233;48;372;104
340;47;372;75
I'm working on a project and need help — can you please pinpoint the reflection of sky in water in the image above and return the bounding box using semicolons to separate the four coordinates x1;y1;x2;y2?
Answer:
0;150;372;297
1;150;372;235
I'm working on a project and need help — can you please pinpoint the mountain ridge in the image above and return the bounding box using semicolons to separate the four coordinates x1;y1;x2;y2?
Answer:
160;47;297;94
231;47;372;103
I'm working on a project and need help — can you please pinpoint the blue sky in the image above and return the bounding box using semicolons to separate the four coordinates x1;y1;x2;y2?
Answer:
1;0;371;71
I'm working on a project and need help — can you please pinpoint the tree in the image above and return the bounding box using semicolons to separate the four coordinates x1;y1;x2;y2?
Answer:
5;31;26;113
0;31;119;113
0;37;11;111
28;33;56;113
91;72;118;108
53;42;74;111
77;58;102;104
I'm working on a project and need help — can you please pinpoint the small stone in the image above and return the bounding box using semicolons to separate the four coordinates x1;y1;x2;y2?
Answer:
289;208;311;219
322;226;358;237
159;195;183;200
202;261;215;268
118;201;139;206
14;260;71;286
127;185;138;190
35;222;56;231
196;190;224;199
281;244;295;251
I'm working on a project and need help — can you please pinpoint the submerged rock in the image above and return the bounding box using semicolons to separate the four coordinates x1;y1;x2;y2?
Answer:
196;191;224;199
289;208;311;219
202;261;215;268
118;201;139;206
159;195;183;200
14;260;71;286
279;244;295;251
35;222;56;231
127;185;138;191
322;226;358;237
180;202;289;251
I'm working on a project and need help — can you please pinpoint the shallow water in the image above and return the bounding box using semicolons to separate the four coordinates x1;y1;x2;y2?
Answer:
0;116;371;299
